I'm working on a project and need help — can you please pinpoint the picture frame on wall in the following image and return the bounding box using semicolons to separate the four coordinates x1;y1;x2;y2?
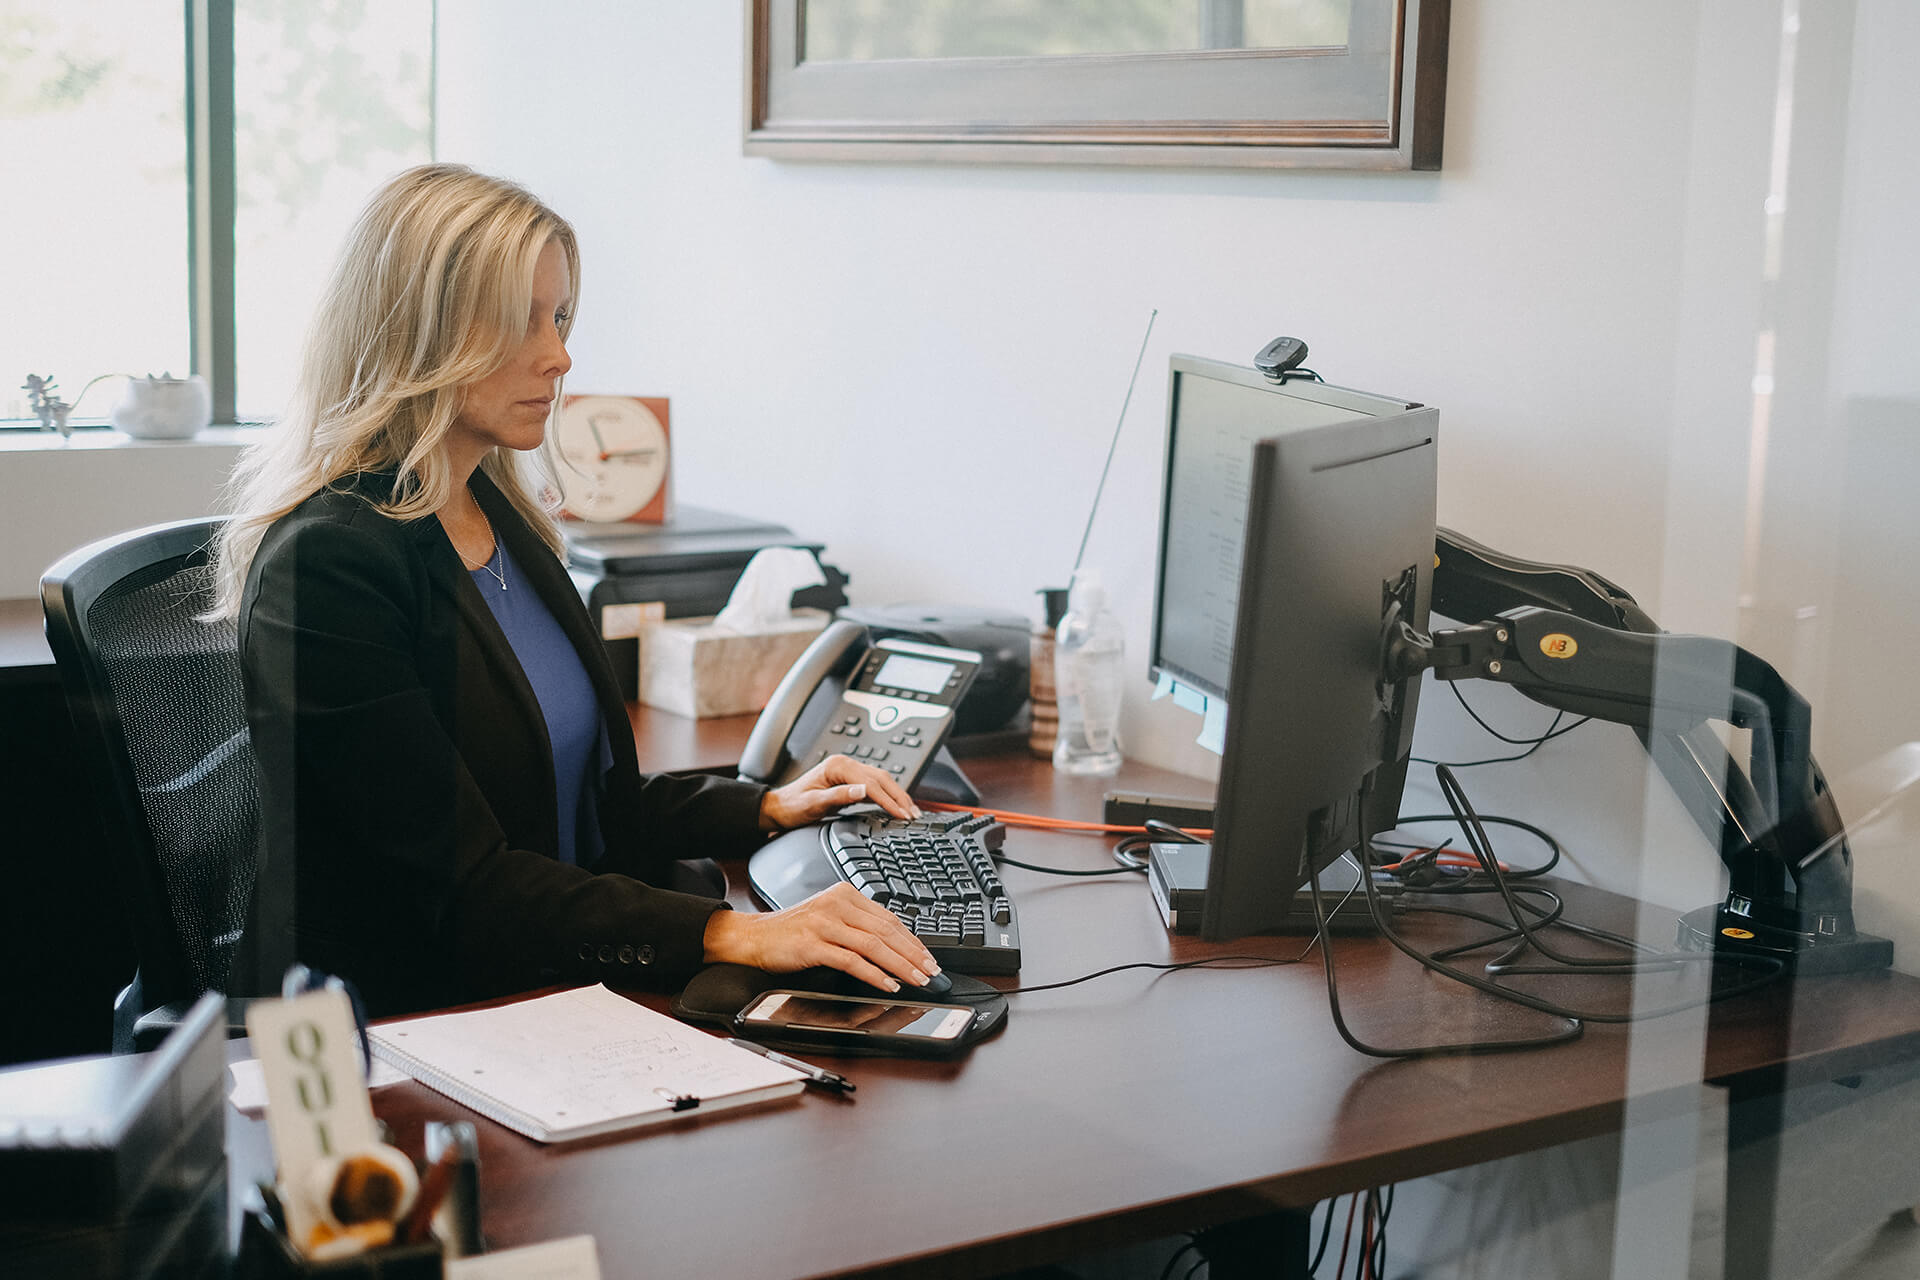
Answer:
744;0;1450;171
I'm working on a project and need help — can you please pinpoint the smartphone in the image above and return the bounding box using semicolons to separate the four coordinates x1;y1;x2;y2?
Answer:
735;990;977;1055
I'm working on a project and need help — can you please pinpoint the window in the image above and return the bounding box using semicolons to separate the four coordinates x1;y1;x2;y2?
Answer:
232;1;434;421
1;5;190;422
1;0;433;428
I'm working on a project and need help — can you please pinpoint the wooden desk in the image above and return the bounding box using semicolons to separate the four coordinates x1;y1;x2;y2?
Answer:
0;597;55;687
228;712;1920;1279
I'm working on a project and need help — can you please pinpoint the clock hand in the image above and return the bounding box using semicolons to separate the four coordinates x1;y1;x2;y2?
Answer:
602;448;661;460
586;413;614;461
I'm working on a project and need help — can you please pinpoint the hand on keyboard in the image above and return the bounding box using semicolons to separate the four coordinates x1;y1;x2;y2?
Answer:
758;754;921;830
823;810;1021;975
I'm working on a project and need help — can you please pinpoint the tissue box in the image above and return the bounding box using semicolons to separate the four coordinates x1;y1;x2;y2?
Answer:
638;609;831;719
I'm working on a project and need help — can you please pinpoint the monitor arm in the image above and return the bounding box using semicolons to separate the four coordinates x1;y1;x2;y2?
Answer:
1379;528;1889;973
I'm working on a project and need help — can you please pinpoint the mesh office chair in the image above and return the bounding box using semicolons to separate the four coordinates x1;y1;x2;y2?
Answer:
41;518;263;1052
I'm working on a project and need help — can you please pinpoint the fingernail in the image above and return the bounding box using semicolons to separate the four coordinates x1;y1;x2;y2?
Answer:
910;806;924;819
926;960;942;975
850;784;867;799
910;970;929;986
885;978;901;992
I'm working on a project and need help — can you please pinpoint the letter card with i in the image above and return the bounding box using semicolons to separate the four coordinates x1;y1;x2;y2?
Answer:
246;988;384;1248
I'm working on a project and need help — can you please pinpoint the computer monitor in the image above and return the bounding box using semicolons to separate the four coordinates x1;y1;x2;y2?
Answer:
1150;358;1428;701
1147;355;1438;941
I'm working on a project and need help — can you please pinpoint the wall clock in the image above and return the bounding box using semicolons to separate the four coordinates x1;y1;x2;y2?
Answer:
553;394;670;523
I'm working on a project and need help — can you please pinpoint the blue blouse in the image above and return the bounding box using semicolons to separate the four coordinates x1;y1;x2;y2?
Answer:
471;539;604;866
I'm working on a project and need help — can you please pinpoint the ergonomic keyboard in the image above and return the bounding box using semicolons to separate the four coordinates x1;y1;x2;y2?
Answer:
746;810;1022;975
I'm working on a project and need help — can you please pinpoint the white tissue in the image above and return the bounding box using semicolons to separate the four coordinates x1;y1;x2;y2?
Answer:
711;546;826;634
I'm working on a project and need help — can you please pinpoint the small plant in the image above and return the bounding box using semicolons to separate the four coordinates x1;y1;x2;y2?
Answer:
21;374;74;437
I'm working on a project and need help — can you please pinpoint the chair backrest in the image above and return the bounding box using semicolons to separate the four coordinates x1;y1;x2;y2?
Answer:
40;518;260;1015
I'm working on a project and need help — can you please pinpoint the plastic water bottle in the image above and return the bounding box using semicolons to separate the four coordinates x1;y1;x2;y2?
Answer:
1053;570;1124;775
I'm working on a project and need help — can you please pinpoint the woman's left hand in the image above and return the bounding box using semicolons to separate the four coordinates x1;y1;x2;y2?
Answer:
757;754;920;831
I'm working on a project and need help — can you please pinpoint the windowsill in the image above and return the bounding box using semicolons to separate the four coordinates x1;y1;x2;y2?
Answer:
0;425;263;454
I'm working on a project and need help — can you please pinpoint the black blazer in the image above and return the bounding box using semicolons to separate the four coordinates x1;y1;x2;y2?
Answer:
236;470;768;1016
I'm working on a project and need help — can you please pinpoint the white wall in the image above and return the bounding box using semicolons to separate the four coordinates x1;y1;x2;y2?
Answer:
454;1;1920;964
436;2;1694;767
0;433;245;597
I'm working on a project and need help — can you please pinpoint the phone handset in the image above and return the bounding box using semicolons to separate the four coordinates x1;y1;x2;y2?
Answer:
738;619;869;784
739;624;987;798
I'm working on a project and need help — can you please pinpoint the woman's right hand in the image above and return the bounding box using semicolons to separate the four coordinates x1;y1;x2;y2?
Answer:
701;883;941;993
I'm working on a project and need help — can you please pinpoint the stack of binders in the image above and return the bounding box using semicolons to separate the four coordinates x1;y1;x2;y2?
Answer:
0;993;228;1280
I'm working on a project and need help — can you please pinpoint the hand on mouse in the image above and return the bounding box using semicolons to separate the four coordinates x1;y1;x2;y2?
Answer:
702;882;941;993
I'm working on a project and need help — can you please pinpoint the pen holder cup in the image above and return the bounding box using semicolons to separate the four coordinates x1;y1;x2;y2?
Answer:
236;1207;444;1279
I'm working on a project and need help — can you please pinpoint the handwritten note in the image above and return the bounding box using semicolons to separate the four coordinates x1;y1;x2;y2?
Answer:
368;985;805;1143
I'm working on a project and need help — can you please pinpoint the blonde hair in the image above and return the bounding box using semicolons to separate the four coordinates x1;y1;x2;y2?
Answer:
210;163;580;618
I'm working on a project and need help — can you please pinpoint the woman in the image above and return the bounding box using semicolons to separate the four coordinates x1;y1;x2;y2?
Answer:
211;164;938;1017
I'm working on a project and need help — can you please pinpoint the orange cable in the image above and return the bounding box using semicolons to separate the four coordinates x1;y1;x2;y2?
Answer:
919;799;1212;839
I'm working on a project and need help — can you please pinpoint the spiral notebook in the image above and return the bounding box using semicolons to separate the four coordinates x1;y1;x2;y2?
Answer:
368;984;806;1143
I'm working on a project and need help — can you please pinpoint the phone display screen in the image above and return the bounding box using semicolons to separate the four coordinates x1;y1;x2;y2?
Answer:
746;993;970;1040
872;653;952;695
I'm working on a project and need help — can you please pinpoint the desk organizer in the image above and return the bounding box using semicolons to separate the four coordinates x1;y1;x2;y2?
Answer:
235;1207;443;1280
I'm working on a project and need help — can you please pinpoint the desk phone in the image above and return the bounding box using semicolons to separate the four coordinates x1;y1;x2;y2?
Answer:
775;636;982;791
739;621;987;795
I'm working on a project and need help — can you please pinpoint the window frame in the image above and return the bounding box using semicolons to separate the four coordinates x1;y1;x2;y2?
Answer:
744;0;1451;171
186;0;237;426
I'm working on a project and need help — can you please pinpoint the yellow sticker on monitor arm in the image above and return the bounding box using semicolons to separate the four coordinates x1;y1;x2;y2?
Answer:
1722;927;1756;940
1539;633;1578;659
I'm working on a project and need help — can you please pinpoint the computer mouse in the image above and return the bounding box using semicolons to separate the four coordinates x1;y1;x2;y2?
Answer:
903;970;954;999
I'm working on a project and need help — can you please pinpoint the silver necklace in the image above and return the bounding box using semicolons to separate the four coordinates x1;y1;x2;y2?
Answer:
463;505;506;591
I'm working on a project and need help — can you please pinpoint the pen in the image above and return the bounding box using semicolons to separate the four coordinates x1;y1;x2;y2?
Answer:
727;1038;857;1094
397;1139;463;1246
421;1121;482;1257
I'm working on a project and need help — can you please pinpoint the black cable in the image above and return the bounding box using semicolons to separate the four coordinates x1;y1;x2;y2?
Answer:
1413;738;1561;769
1415;887;1674;966
1366;835;1447;851
1409;890;1570;961
1307;1195;1340;1277
1383;812;1562;879
1449;682;1592;746
951;874;1369;1002
1156;1237;1199;1280
1325;768;1786;1034
1113;818;1206;871
1014;820;1202;875
1307;778;1586;1058
1425;768;1787;992
995;852;1142;877
945;954;1298;1002
1333;1193;1361;1280
1412;684;1593;768
1371;1185;1394;1280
